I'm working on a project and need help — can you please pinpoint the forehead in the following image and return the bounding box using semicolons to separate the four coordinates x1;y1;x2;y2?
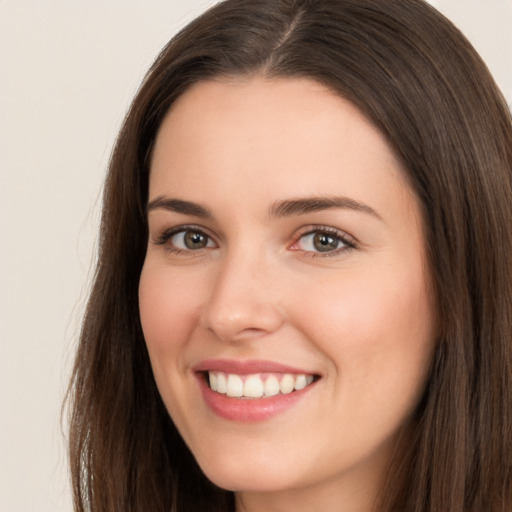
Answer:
149;76;415;219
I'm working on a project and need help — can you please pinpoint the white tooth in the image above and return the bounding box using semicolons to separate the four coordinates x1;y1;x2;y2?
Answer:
226;374;244;397
209;372;218;392
216;373;227;394
306;375;314;385
280;374;295;394
264;375;280;397
244;375;264;398
294;374;307;391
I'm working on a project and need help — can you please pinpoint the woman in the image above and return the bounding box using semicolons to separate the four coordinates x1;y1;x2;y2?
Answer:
67;0;512;511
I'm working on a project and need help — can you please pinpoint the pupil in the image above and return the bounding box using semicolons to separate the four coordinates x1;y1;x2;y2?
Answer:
313;233;338;252
185;231;206;249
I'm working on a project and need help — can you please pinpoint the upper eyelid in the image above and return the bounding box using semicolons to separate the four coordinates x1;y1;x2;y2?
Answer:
153;224;217;245
292;225;357;244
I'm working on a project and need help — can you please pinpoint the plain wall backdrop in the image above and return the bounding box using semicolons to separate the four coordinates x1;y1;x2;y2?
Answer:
1;1;511;511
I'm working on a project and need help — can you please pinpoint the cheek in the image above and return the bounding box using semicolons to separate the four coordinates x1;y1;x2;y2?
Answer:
297;264;436;400
303;266;432;337
138;264;201;358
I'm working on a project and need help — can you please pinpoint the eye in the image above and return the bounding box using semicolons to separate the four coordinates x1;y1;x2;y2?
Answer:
291;227;355;255
171;229;215;250
156;227;216;252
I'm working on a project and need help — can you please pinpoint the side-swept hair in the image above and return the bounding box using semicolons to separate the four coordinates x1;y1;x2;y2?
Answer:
67;1;512;511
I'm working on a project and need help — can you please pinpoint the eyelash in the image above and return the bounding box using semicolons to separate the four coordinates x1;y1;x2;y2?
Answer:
154;225;215;255
153;224;356;257
290;226;356;258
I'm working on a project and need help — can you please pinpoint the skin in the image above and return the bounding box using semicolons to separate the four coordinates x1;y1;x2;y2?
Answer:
139;76;437;512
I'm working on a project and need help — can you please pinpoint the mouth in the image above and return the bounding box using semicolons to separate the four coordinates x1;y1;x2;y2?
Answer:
204;371;316;399
193;359;320;421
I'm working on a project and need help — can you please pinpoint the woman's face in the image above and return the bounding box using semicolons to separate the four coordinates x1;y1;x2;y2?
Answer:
139;76;436;509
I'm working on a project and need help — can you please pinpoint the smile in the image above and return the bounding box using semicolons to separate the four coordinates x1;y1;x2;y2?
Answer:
193;359;320;421
208;371;315;399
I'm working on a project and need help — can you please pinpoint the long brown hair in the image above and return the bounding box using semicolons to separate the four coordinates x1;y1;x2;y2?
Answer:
67;1;512;510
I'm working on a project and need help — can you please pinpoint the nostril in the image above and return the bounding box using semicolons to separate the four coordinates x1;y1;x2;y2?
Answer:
233;327;271;340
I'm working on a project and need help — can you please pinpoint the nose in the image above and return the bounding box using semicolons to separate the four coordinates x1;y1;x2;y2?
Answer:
200;251;285;343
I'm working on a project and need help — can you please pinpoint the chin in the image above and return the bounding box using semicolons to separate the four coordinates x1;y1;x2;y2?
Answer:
206;472;296;494
195;450;302;493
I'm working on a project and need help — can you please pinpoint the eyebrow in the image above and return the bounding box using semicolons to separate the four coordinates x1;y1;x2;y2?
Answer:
146;195;381;220
269;196;382;220
147;196;212;217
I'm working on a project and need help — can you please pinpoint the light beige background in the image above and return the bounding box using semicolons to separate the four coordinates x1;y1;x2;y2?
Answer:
1;1;511;511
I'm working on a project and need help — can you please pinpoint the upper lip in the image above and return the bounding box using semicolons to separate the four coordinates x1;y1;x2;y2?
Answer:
192;358;318;376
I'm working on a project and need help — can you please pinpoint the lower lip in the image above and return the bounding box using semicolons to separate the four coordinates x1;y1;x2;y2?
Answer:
196;374;316;422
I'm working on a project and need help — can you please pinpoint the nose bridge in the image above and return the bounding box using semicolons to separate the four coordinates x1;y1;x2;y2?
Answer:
200;245;284;341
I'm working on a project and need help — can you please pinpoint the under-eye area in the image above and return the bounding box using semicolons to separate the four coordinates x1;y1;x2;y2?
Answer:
200;371;320;399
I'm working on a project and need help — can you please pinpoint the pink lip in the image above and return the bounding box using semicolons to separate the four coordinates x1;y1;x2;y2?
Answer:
193;358;315;375
193;359;319;422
